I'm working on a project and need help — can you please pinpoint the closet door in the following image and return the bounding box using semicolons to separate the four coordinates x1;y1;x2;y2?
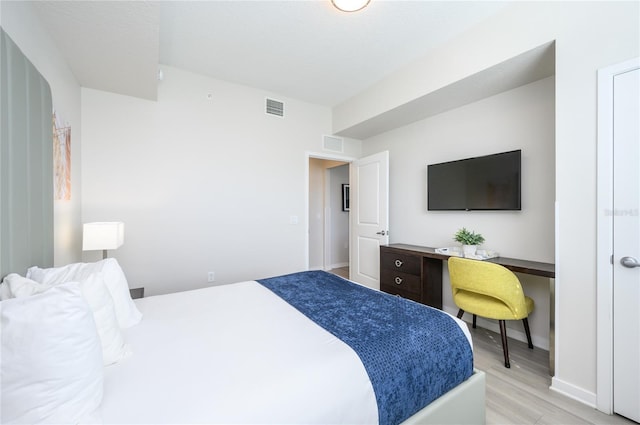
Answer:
612;64;640;423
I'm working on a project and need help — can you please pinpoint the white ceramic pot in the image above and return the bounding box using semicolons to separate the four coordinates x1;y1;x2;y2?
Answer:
462;244;477;257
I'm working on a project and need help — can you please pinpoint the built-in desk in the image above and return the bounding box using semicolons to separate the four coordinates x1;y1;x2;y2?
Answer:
381;243;556;374
384;244;555;278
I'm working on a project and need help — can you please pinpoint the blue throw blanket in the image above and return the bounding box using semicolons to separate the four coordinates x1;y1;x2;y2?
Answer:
257;270;473;425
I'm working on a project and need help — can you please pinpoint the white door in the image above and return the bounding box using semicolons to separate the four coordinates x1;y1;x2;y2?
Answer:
349;151;389;289
612;65;640;422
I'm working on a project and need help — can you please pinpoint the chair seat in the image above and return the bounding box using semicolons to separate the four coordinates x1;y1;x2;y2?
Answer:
454;291;534;320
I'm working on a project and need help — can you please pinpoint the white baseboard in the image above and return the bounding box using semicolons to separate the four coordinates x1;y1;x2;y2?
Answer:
441;306;548;350
551;376;597;408
312;264;348;272
465;316;549;350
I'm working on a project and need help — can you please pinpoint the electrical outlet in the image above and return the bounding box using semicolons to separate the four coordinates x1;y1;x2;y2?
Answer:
207;272;215;282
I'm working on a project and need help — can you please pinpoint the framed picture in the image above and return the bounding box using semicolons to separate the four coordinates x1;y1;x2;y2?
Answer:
342;184;350;212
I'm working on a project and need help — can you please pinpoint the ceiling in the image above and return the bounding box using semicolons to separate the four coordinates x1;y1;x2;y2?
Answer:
31;1;509;107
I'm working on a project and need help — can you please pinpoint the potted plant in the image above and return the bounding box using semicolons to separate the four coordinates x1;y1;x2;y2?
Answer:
453;227;485;257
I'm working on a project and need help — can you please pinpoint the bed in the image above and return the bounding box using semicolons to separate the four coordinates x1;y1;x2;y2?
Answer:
1;266;485;424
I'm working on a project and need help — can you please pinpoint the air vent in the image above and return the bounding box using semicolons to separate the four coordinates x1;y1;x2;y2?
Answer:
266;98;284;117
323;135;344;153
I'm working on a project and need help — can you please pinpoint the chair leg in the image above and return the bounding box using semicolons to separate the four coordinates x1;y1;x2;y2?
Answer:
456;309;464;319
499;320;510;368
523;318;534;349
472;314;477;329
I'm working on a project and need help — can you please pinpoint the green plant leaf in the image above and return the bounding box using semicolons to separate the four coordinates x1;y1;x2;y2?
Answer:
453;227;485;245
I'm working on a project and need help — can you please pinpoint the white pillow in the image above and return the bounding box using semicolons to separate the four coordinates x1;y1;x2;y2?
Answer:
79;272;131;365
1;272;129;366
27;258;142;328
0;283;103;424
0;280;11;300
0;273;51;300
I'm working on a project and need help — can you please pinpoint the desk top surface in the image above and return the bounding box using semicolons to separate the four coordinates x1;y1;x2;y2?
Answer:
383;244;556;278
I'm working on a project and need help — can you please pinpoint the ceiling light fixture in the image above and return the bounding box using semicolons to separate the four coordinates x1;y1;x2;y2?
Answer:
331;0;370;12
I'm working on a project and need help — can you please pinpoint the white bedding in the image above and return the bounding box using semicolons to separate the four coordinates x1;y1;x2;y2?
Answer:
100;281;377;423
99;280;472;424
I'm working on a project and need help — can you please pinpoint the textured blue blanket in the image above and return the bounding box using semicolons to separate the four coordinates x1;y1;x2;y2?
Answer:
257;270;473;425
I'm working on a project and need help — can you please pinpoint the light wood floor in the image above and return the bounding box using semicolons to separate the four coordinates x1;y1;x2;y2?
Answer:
329;266;349;279
469;325;634;425
327;267;635;425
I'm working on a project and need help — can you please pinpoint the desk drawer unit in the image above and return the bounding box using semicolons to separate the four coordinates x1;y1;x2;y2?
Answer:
380;246;443;309
380;270;422;302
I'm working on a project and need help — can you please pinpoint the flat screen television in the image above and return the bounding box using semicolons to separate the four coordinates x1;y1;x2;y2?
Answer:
427;150;521;211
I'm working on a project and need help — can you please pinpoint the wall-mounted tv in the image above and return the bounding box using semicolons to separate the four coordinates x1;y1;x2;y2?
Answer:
427;150;521;211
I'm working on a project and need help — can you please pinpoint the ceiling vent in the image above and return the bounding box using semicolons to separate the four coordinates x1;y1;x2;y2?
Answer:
323;135;344;153
266;98;284;117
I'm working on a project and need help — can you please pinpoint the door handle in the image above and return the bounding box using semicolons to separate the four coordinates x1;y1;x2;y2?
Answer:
376;230;387;236
620;256;640;268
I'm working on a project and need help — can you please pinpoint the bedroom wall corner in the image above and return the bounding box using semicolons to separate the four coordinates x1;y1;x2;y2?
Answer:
81;66;336;295
1;2;84;266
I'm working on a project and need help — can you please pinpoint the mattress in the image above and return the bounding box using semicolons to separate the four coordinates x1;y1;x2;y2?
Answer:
98;276;472;424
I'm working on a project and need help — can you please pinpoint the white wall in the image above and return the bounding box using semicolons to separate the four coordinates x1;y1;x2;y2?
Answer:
1;2;83;266
338;0;640;408
329;164;349;268
364;77;555;262
363;77;555;349
308;158;326;270
81;66;361;295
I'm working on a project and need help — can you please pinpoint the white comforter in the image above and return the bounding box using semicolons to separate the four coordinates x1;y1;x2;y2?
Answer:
99;281;379;424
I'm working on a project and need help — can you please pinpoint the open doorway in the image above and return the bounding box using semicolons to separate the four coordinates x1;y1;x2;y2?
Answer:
308;158;349;276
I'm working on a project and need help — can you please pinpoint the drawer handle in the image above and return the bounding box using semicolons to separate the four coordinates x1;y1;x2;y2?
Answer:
394;259;403;268
395;277;403;285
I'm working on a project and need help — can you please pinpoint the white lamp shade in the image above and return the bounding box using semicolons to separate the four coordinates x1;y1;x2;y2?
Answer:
83;222;124;251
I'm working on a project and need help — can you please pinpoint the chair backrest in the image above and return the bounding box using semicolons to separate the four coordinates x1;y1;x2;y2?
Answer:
448;256;528;318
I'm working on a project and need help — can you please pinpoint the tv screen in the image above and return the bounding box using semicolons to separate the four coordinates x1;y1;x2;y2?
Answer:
427;150;521;211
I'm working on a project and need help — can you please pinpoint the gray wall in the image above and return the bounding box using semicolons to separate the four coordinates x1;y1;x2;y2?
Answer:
0;29;53;277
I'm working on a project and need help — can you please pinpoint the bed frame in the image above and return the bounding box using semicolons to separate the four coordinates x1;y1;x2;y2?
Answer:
404;369;486;424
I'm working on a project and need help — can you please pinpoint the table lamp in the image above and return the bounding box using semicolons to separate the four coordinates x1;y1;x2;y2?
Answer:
83;222;124;259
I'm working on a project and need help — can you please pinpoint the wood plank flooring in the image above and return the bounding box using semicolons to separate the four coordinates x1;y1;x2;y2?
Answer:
327;267;635;425
469;325;634;425
329;266;349;279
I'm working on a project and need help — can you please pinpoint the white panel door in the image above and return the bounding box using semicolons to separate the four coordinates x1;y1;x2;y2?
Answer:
350;151;389;290
613;66;640;422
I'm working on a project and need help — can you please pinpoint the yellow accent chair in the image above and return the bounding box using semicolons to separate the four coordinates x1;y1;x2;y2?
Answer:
448;256;534;368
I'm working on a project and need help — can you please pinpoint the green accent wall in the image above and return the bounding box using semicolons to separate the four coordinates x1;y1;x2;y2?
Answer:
1;28;53;278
